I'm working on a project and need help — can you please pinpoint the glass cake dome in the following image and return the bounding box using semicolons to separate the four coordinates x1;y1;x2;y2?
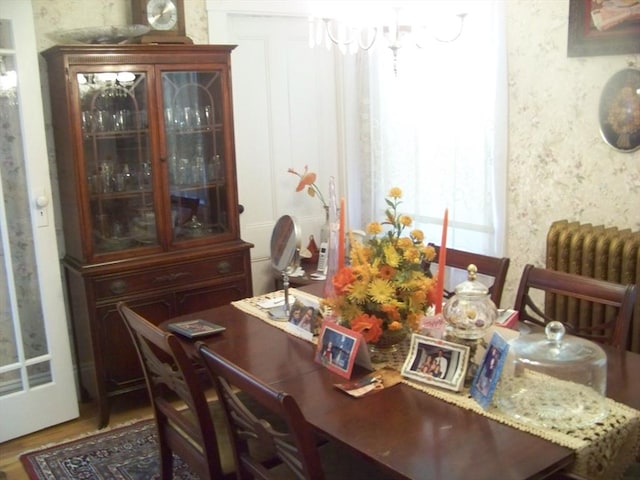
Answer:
495;321;608;429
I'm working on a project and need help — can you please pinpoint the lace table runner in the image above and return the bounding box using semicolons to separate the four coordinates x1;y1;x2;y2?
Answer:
231;289;321;344
233;292;640;480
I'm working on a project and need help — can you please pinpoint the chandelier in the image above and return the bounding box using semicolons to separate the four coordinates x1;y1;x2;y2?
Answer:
308;2;467;74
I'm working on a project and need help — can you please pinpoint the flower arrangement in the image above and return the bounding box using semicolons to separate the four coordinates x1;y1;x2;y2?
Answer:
288;166;327;208
322;187;437;344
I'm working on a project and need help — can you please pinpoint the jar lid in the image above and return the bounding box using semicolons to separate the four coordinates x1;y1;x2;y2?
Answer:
452;264;489;297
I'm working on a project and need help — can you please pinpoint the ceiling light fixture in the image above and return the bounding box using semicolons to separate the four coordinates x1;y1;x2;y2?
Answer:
308;2;467;75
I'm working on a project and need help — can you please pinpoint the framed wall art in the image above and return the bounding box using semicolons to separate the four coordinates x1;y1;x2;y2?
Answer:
598;68;640;152
567;0;640;57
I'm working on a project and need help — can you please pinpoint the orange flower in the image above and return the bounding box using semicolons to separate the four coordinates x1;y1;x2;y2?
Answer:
350;314;383;343
332;267;356;295
296;170;316;192
287;166;327;207
387;320;403;331
381;304;401;322
378;264;395;280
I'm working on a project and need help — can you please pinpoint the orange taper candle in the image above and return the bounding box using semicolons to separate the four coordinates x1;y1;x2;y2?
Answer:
338;197;345;269
435;208;448;314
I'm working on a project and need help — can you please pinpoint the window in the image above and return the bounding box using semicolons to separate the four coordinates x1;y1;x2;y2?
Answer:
347;1;507;256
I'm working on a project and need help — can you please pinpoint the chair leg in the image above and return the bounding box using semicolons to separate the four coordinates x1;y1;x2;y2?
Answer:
159;445;174;480
155;427;174;480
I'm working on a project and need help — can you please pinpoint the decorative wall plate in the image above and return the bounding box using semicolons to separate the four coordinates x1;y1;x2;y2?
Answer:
48;25;151;45
598;68;640;153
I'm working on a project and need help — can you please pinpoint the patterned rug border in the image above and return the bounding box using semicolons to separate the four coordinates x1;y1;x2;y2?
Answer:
18;417;185;480
19;417;154;457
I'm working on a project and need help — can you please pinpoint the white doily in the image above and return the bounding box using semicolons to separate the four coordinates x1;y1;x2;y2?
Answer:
494;373;609;430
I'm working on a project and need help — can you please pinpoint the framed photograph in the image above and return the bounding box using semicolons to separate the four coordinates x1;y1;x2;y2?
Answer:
401;334;470;392
567;0;640;57
288;300;318;332
285;299;320;341
470;333;510;409
315;321;362;379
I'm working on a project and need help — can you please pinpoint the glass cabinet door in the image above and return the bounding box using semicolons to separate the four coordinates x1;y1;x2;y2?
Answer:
161;70;228;241
76;69;156;255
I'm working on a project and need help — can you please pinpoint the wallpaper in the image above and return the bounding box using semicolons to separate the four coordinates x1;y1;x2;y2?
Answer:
32;0;210;50
504;1;639;305
29;0;640;308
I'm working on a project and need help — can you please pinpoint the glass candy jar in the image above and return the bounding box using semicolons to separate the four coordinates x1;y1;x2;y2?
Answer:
495;321;608;429
443;264;497;341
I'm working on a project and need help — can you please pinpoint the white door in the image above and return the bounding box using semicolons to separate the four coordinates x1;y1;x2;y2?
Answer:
0;0;78;442
207;2;345;294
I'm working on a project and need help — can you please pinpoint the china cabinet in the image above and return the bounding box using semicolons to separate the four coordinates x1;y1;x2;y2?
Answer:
42;44;252;427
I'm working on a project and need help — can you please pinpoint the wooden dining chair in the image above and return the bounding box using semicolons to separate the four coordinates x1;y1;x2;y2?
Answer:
117;302;239;480
513;265;637;350
427;245;510;307
197;343;389;480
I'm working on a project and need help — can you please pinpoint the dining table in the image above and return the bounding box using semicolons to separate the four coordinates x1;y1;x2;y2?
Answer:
163;282;640;480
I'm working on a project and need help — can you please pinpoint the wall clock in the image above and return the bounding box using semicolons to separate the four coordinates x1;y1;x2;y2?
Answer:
131;0;190;43
598;68;640;153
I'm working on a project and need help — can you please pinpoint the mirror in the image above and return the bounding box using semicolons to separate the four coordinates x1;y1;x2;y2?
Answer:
270;214;301;272
269;215;301;319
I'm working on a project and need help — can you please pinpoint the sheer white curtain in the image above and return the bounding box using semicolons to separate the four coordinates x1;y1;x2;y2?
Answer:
348;0;507;256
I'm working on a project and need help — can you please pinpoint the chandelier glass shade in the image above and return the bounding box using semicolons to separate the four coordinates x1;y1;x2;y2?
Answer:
308;2;467;73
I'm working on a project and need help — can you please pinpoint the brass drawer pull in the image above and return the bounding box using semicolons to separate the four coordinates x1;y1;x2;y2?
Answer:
217;261;231;274
153;272;192;284
109;280;128;295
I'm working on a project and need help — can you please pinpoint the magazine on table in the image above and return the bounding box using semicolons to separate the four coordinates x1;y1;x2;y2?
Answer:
167;319;226;338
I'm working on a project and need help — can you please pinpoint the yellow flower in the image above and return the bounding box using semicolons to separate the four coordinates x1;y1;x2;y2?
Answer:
403;247;421;263
397;237;413;250
423;245;436;262
399;215;412;227
382;243;401;268
366;222;382;235
411;229;424;242
389;187;402;198
368;278;396;303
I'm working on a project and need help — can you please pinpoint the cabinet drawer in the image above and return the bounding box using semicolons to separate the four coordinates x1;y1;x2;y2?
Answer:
93;254;247;300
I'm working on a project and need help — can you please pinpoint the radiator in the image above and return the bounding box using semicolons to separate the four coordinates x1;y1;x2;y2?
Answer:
546;220;640;353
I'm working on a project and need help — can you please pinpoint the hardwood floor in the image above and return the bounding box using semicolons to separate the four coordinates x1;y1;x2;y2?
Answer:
0;391;153;480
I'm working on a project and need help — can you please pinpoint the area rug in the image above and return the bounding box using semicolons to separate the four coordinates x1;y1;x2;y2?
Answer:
20;419;197;479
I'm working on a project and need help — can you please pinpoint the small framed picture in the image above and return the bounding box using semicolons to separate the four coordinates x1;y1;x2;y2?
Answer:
401;334;470;392
470;332;509;409
288;300;318;332
285;300;320;341
315;321;362;379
